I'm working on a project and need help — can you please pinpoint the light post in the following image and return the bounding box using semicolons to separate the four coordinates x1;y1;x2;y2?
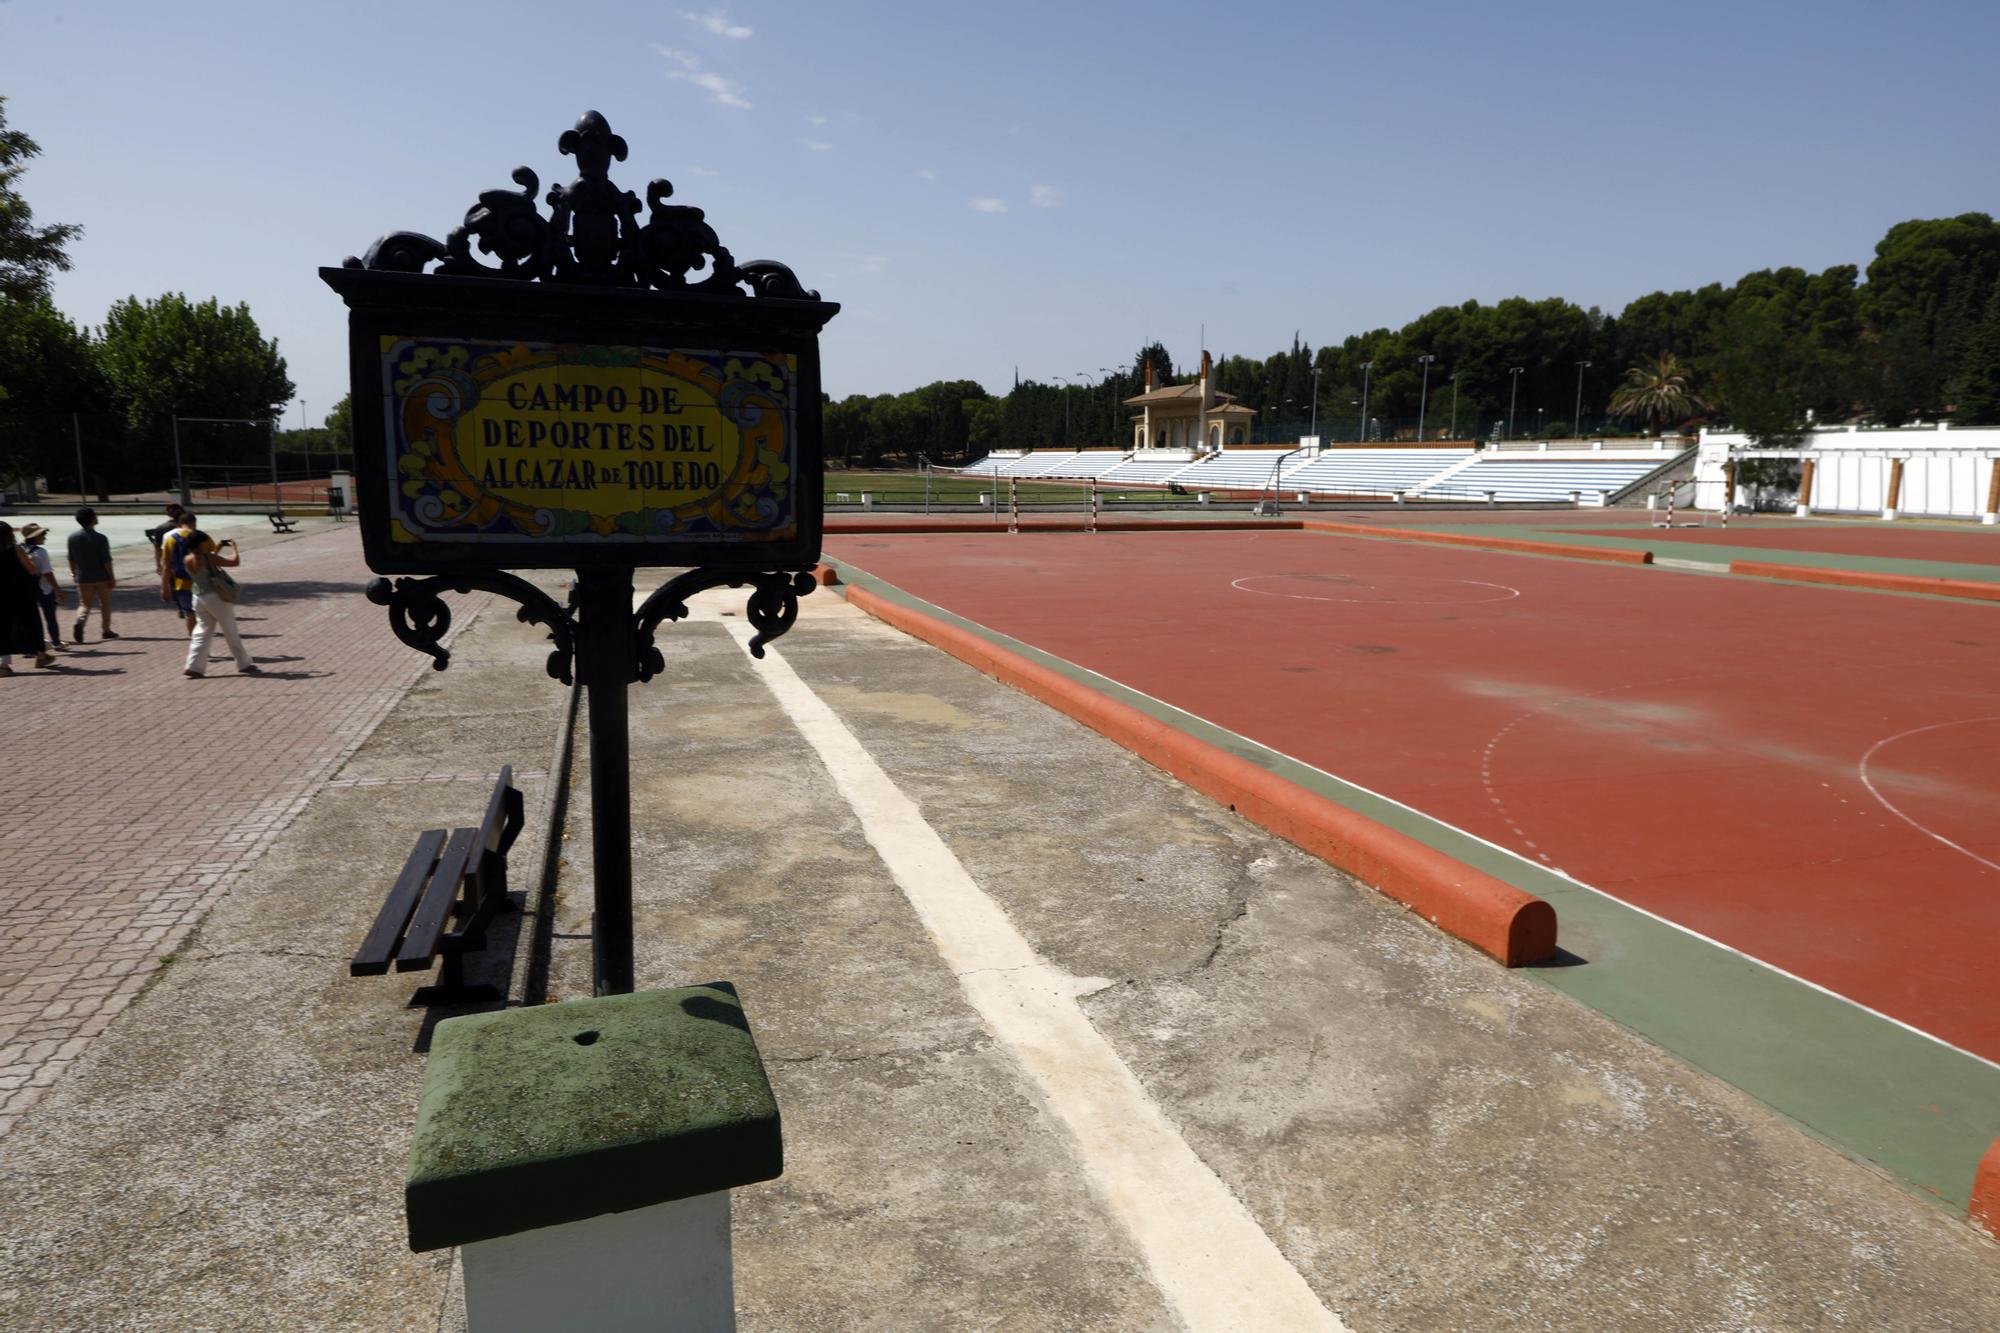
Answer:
1357;361;1373;443
1536;406;1546;437
1416;354;1437;442
1573;360;1592;439
1075;371;1098;448
1448;372;1460;441
1508;367;1523;440
1053;374;1072;450
1309;364;1321;442
1100;367;1119;443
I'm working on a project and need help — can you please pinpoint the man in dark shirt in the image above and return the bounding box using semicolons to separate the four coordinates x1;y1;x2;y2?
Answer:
66;507;117;642
146;503;183;573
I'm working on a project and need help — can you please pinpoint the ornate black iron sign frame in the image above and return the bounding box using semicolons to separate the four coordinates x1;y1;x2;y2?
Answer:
326;112;839;995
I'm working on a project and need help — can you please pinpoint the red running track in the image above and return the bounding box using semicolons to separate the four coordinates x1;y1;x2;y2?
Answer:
829;529;2000;1061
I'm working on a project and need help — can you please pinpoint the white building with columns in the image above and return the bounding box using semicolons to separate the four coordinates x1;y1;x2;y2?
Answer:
1124;351;1257;451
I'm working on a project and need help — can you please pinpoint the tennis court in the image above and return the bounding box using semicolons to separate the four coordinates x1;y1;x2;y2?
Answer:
826;527;2000;1064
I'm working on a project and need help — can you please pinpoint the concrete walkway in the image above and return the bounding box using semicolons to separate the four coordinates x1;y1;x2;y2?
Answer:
3;566;1997;1330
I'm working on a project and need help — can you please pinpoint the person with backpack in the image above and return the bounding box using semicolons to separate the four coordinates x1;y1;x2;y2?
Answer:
180;525;258;678
158;511;199;634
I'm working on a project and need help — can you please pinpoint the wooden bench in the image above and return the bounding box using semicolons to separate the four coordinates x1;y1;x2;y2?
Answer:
350;767;525;1005
267;511;299;534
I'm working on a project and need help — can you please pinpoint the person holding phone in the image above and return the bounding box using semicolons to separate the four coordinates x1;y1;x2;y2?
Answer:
181;526;258;678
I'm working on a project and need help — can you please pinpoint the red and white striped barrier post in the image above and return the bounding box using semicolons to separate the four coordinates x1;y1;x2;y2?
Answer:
1008;476;1019;535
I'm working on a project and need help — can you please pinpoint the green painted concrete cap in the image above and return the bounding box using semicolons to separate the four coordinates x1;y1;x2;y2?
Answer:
405;982;781;1252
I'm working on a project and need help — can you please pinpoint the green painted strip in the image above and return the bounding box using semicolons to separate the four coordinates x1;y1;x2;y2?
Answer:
827;554;2000;1215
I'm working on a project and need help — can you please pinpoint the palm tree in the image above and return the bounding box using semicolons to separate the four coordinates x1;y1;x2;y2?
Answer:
1609;353;1709;433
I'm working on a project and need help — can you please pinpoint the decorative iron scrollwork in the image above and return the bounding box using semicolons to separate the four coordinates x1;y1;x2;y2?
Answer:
632;569;816;680
370;567;813;686
342;111;817;300
366;572;577;684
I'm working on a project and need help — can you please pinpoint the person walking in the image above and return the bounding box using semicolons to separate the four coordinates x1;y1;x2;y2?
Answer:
66;507;118;642
158;511;199;635
18;523;66;651
0;521;55;674
181;525;258;678
147;503;183;574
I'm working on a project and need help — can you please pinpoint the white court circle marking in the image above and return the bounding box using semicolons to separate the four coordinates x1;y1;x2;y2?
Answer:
1858;717;2000;877
1230;572;1521;606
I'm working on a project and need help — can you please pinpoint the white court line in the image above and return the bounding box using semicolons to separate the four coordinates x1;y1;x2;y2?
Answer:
724;617;1347;1333
831;582;2000;1076
1230;573;1520;605
1859;717;2000;877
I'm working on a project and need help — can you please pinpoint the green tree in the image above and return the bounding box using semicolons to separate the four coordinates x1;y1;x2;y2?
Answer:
96;293;294;466
1859;213;2000;423
324;391;353;458
0;295;103;483
1609;353;1708;432
1949;281;2000;425
0;97;81;304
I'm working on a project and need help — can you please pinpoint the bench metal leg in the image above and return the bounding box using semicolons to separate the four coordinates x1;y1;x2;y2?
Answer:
407;947;504;1008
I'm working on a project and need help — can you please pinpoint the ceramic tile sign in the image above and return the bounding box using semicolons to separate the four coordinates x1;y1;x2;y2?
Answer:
381;336;799;556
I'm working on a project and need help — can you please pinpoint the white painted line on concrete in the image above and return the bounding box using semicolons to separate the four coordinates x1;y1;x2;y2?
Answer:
724;617;1347;1333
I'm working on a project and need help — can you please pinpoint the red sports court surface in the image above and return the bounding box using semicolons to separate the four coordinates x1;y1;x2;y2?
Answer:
830;529;2000;1061
1580;524;2000;565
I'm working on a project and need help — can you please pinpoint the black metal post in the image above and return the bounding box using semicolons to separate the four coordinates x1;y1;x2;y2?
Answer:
575;565;637;995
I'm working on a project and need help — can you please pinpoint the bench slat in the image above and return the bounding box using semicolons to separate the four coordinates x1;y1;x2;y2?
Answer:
350;828;448;977
396;827;479;971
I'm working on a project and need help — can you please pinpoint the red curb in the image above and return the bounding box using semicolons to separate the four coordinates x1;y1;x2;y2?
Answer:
1730;560;2000;603
1300;519;1655;565
1973;1138;2000;1240
828;518;1304;535
809;563;841;586
842;583;1558;967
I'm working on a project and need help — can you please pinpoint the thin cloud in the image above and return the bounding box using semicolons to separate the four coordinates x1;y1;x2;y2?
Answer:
654;45;752;109
683;8;753;38
688;166;720;176
969;197;1008;214
1031;183;1061;208
805;113;829;126
799;139;834;152
916;168;941;182
859;255;888;274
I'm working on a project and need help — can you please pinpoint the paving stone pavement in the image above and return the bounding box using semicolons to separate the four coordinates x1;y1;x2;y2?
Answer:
0;522;486;1135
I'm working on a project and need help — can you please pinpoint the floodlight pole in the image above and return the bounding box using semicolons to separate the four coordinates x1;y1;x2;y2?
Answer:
171;417;189;508
1309;365;1320;441
1449;373;1460;441
1574;360;1592;438
1358;361;1373;443
1416;355;1437;442
1508;367;1523;440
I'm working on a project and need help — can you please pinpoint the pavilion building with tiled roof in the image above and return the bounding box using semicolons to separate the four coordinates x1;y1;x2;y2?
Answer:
1123;351;1256;451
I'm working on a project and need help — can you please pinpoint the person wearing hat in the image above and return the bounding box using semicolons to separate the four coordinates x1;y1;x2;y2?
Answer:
0;520;55;673
18;523;66;651
67;507;118;643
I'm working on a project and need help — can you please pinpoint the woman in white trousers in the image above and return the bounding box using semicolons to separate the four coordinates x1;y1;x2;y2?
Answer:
182;530;259;678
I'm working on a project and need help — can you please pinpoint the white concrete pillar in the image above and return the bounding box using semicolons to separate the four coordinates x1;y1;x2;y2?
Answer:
462;1192;735;1333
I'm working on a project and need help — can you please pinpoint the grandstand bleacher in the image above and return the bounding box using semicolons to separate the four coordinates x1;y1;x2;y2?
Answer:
1282;449;1473;496
1422;456;1677;503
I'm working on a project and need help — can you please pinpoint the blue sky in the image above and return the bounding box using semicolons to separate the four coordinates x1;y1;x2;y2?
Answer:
5;0;1998;427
